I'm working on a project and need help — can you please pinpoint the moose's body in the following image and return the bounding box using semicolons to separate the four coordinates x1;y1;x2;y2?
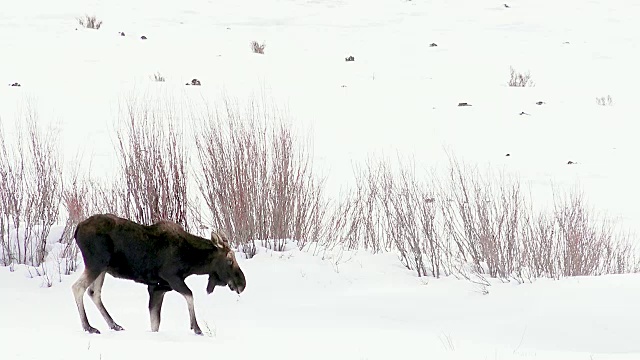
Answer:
72;214;246;335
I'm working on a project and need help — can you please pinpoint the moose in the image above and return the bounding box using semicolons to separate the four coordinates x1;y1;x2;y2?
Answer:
71;214;246;335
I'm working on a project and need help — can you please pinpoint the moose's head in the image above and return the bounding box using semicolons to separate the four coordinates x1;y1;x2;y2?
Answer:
206;231;246;295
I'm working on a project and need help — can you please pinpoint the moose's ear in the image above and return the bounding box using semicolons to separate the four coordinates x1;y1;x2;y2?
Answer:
210;231;225;248
219;230;230;245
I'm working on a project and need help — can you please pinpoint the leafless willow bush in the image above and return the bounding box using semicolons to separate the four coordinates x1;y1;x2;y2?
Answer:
193;98;327;258
551;190;638;277
341;154;639;281
332;158;390;253
114;97;193;230
0;108;63;267
378;157;446;277
58;161;91;275
440;158;528;280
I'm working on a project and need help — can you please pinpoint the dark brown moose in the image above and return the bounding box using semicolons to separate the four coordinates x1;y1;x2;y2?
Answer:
72;214;246;335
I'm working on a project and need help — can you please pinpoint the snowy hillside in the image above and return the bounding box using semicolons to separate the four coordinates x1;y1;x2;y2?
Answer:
2;0;640;358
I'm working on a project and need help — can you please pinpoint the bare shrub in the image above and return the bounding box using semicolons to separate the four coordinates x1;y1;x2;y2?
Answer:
114;95;192;230
193;97;326;258
383;157;445;277
0;107;63;266
439;157;527;280
508;66;535;87
307;186;370;259
595;95;613;106
22;110;63;266
77;15;102;30
58;160;91;275
27;263;53;288
520;212;556;279
152;72;166;82
250;41;266;54
336;158;388;253
0;123;25;266
552;190;638;276
340;151;639;281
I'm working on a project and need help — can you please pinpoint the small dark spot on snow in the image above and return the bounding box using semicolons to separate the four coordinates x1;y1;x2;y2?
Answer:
519;111;530;115
504;3;510;8
345;55;355;62
458;102;471;107
536;101;545;105
429;43;438;47
119;31;125;36
9;82;21;87
187;78;201;86
567;161;577;165
505;153;511;157
141;35;147;40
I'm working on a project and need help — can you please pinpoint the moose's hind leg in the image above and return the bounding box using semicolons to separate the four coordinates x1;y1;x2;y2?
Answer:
87;271;124;331
148;284;169;332
72;269;101;334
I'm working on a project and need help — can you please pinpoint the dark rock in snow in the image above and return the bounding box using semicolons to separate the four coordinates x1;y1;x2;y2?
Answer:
504;3;510;8
429;43;438;47
536;101;545;105
458;102;472;107
345;55;355;62
119;31;125;36
505;153;511;157
186;78;201;86
9;82;21;87
567;161;577;165
519;111;530;115
141;35;147;40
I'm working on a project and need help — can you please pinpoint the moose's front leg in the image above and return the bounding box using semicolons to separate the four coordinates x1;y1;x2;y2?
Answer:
148;284;169;332
161;276;203;335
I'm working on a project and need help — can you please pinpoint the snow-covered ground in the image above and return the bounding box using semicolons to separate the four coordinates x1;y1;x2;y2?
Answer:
3;245;640;360
2;0;640;358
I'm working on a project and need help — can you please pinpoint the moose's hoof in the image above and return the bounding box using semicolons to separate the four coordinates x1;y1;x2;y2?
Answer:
84;326;101;334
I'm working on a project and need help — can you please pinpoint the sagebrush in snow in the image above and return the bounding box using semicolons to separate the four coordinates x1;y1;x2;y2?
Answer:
595;95;613;106
250;40;266;54
152;72;166;82
77;15;103;30
508;66;535;87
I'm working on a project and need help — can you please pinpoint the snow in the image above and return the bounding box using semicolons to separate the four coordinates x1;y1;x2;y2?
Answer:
3;247;640;359
2;0;640;358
